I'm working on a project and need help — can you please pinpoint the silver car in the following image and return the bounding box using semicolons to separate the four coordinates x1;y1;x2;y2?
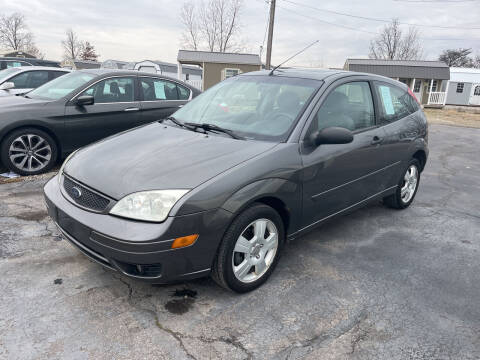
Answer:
0;66;70;97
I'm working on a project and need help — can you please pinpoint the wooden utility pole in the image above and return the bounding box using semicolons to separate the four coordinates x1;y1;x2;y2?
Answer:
265;0;276;70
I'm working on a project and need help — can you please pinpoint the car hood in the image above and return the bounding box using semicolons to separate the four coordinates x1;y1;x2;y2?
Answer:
0;94;49;108
65;122;278;200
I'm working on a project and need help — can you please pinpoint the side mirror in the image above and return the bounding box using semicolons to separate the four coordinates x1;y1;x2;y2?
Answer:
0;82;15;91
309;127;354;146
76;95;94;106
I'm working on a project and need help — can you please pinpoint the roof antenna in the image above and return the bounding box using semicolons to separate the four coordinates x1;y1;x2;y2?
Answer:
268;40;319;76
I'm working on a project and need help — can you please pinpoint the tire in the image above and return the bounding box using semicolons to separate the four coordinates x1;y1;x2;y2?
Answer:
383;158;421;209
211;203;285;293
1;128;58;176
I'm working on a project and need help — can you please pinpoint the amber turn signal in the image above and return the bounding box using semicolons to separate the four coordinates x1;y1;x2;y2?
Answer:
171;234;198;249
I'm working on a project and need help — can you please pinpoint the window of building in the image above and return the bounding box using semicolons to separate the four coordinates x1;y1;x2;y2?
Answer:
222;68;241;80
413;80;421;92
473;85;480;96
431;80;438;92
457;83;464;93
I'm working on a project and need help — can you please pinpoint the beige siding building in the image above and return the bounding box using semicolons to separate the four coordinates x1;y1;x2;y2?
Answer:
177;50;262;91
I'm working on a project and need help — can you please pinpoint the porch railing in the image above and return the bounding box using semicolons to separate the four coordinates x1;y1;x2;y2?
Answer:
427;91;446;105
186;79;203;91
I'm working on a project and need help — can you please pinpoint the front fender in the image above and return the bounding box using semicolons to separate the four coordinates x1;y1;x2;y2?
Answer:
221;178;302;236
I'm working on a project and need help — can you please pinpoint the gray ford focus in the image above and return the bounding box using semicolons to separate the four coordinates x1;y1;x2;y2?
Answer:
44;69;428;292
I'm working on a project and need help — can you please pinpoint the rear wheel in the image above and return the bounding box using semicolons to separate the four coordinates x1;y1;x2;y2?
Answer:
383;159;421;209
211;204;285;293
1;128;58;176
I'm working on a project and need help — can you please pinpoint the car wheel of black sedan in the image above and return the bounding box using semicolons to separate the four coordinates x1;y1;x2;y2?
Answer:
212;203;285;293
383;158;421;209
1;128;58;176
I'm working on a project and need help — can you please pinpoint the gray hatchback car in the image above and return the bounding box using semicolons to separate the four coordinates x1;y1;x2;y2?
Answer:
44;69;428;292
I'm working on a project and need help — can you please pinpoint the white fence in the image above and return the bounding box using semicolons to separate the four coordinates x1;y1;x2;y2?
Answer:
186;79;203;91
427;92;447;105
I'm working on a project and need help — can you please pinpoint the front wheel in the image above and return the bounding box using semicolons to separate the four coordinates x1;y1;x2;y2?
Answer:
383;159;421;209
211;204;285;293
1;128;58;176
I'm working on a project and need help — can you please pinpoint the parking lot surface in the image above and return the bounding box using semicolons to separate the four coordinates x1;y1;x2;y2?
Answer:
1;124;479;360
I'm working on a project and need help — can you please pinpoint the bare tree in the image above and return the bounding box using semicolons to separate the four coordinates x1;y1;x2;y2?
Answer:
369;19;422;60
62;29;82;60
180;0;243;53
180;2;200;50
439;48;473;67
0;13;38;52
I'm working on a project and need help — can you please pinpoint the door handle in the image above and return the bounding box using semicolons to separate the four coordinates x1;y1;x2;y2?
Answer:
371;136;383;145
124;107;139;112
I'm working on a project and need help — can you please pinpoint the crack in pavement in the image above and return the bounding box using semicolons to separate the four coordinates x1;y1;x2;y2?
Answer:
275;308;368;360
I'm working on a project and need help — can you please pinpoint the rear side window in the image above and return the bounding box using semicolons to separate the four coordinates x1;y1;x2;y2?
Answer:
51;71;68;80
140;78;185;101
374;82;417;124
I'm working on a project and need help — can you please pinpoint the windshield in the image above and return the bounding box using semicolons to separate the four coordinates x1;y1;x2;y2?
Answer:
0;67;22;82
28;71;95;100
173;75;320;141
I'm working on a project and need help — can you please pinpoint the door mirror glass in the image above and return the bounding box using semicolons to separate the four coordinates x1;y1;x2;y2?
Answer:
76;95;95;106
310;127;354;146
0;81;14;90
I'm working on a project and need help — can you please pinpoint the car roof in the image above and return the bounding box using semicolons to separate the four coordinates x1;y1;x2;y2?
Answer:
77;68;175;77
240;68;404;87
11;66;71;72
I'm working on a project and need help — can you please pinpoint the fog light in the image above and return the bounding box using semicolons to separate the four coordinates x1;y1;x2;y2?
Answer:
171;234;198;249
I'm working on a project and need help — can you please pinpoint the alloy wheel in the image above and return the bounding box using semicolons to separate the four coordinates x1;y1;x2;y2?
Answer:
400;165;418;203
232;218;279;283
8;134;52;173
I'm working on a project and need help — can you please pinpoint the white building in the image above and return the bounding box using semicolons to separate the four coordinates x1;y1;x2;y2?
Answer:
445;67;480;106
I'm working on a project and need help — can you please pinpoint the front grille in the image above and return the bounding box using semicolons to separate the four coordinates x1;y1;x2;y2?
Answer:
63;176;110;212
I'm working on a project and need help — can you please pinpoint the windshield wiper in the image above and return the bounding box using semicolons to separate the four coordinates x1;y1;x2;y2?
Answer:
161;116;195;130
184;122;244;140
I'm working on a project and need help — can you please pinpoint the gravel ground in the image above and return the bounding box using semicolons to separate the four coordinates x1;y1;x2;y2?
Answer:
0;124;479;360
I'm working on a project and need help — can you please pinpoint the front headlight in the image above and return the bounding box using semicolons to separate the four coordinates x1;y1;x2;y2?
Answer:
58;150;79;184
109;190;189;222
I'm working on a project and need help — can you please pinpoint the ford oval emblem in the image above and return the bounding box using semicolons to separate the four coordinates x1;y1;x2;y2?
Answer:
71;186;82;199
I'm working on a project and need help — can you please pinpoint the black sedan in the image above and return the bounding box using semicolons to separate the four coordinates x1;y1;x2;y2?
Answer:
44;69;428;292
0;69;200;175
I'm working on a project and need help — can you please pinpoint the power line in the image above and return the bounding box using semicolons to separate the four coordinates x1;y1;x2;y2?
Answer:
280;0;480;30
276;4;378;35
276;4;480;41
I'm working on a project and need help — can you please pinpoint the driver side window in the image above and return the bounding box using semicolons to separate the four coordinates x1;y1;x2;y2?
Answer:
308;81;375;135
81;77;135;103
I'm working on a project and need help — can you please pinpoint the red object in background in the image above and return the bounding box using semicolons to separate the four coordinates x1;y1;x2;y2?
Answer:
408;87;420;105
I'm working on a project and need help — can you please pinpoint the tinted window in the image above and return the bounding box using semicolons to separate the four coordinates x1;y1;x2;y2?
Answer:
82;77;135;103
5;61;30;68
51;71;68;79
28;71;96;100
374;82;415;124
178;84;191;100
9;71;49;89
309;81;375;133
141;78;181;101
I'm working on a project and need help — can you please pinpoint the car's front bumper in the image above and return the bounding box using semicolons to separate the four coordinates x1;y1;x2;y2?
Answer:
43;175;232;283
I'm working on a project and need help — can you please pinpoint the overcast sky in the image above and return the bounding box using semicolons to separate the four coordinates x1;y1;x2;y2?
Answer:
1;0;479;68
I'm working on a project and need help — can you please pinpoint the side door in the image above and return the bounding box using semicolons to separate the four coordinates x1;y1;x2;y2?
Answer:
64;76;141;149
138;76;191;123
372;81;424;186
300;79;391;228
